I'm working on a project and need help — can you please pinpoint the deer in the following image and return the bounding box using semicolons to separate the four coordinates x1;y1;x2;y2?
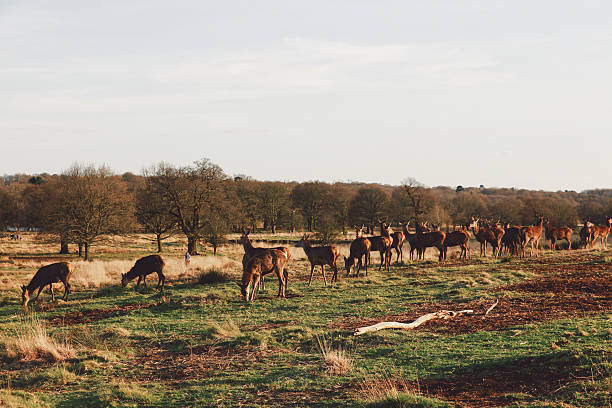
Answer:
442;228;470;260
121;255;166;290
367;220;393;271
238;228;290;291
470;218;489;257
21;262;72;309
501;223;526;257
521;216;544;256
345;235;371;277
579;220;595;249
414;222;446;261
592;216;612;249
486;222;505;257
386;222;405;263
401;222;422;261
294;234;340;285
240;248;289;302
544;220;573;251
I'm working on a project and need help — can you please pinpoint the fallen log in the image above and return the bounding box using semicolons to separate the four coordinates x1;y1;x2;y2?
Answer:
354;299;499;336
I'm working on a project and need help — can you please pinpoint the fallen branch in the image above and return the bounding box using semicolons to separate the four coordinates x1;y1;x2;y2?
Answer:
354;300;499;336
354;309;474;336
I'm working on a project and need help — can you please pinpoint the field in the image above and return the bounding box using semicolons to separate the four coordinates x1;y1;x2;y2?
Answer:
0;232;610;408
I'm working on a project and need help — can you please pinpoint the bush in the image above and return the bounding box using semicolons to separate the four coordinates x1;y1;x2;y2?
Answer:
198;268;231;284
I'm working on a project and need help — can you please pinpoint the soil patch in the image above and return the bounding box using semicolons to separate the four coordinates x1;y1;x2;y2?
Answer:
337;266;611;334
47;303;152;326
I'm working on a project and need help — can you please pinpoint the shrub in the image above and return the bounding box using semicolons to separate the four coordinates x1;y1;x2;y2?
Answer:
316;336;352;375
198;268;231;284
2;315;75;362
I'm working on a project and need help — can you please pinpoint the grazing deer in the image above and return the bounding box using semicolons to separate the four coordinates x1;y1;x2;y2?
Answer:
521;216;544;256
240;248;289;302
470;218;489;257
344;236;371;277
238;228;290;291
121;255;166;289
414;222;446;261
544;220;573;251
579;220;595;249
442;229;470;260
294;234;340;285
592;217;612;249
21;262;72;309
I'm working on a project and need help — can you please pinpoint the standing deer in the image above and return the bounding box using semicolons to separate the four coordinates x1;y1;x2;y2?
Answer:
402;222;422;261
544;220;573;251
387;223;405;263
344;236;371;277
121;255;166;289
521;216;544;256
21;262;72;309
579;220;595;249
414;222;446;261
238;228;290;291
501;223;526;257
470;218;489;257
486;222;505;257
442;229;470;260
241;248;289;302
294;234;340;285
592;217;612;248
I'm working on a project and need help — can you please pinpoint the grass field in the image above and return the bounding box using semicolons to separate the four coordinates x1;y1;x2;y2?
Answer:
0;233;610;407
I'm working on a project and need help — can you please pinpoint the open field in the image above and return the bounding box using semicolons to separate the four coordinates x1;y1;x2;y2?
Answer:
0;233;610;407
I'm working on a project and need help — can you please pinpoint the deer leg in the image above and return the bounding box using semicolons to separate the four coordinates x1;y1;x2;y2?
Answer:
332;264;338;283
63;281;70;300
356;257;362;277
567;238;571;250
283;269;288;295
142;275;147;287
321;265;327;286
308;265;315;286
276;270;285;298
157;272;165;289
49;284;55;301
250;275;261;301
33;286;43;302
136;275;142;288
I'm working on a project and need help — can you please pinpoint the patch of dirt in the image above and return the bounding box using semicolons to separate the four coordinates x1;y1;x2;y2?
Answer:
336;266;611;334
360;351;599;407
47;303;152;326
133;344;283;383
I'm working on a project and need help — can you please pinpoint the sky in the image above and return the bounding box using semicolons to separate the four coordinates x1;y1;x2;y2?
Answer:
1;1;611;191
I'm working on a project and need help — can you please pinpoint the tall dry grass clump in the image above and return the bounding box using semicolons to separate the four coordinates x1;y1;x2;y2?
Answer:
3;314;75;362
316;336;353;375
70;255;241;287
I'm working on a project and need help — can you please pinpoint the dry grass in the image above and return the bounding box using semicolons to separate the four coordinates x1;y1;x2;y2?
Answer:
2;315;75;362
212;320;241;339
99;326;131;339
359;376;414;402
316;336;353;375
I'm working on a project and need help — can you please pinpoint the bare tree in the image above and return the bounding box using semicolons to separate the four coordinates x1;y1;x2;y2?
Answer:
259;182;289;233
348;186;389;234
135;184;177;253
290;182;334;232
50;164;135;260
146;159;228;254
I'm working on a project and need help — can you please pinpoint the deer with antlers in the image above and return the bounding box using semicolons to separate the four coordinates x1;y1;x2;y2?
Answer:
592;216;611;249
544;220;573;251
414;222;446;261
470;218;489;257
294;234;340;286
401;221;422;261
238;228;290;291
521;216;544;256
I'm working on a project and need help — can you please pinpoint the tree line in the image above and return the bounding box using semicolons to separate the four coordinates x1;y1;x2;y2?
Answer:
1;159;611;259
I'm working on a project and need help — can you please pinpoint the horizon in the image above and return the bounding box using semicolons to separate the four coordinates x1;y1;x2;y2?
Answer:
2;1;611;191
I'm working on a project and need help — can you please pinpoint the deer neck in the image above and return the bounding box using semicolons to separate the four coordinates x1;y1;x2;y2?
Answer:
242;236;255;254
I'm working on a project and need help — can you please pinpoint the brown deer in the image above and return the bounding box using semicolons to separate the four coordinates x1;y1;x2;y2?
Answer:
544;220;573;251
442;229;470;260
592;217;612;248
414;222;446;261
294;234;340;285
344;236;371;277
486;222;505;257
387;223;405;263
470;218;489;257
401;222;422;261
501;223;526;257
579;220;595;248
121;255;166;289
241;248;289;301
238;228;290;291
21;262;72;309
521;216;544;256
362;221;392;271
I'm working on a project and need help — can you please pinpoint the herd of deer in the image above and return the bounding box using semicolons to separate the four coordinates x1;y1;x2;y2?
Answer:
18;216;611;306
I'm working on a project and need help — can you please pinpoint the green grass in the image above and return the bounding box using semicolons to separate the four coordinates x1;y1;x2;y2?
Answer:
0;233;610;407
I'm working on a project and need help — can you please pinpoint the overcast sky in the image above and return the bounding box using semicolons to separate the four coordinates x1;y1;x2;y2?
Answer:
1;1;611;191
